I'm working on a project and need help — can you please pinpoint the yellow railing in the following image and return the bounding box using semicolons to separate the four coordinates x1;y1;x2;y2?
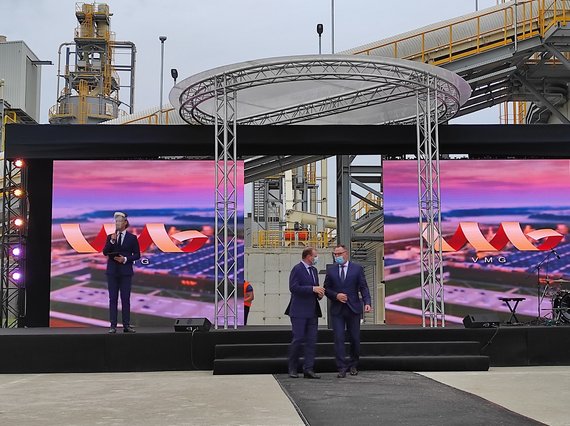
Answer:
500;101;528;124
254;230;332;249
118;108;176;125
352;0;568;66
352;192;382;221
48;100;119;122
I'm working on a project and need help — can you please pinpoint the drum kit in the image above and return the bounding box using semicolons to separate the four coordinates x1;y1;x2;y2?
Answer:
539;278;570;324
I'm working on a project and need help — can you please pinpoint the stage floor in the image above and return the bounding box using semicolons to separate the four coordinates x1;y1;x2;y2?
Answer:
0;324;569;374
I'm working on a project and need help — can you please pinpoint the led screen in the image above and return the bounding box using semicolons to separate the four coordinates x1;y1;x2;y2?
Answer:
384;160;570;325
50;160;244;327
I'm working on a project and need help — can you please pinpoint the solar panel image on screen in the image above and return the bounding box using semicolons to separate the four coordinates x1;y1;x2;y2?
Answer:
384;159;570;325
50;160;244;327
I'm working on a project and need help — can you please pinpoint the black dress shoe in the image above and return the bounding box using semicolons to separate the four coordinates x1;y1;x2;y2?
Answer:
108;327;116;334
123;326;136;333
303;371;321;379
289;372;299;378
337;370;346;378
350;367;358;376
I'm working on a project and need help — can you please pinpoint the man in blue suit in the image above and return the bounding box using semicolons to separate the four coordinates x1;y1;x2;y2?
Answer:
324;244;371;378
102;212;141;334
285;247;324;379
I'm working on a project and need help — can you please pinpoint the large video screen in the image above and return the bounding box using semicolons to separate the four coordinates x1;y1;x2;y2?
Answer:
50;160;244;327
384;159;570;325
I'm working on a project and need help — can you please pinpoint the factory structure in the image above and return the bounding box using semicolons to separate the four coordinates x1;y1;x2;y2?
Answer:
48;2;135;124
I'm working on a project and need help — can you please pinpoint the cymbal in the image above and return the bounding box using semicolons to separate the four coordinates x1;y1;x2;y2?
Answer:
551;279;570;284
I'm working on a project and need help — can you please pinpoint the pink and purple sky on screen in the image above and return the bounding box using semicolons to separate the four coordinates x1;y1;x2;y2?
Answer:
52;160;244;217
384;159;570;213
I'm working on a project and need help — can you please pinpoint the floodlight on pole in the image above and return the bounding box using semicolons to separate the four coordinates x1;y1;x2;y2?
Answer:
159;35;167;124
317;24;324;55
171;68;178;85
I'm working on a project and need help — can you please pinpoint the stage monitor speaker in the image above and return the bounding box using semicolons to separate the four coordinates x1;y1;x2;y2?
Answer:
174;318;212;332
463;314;500;328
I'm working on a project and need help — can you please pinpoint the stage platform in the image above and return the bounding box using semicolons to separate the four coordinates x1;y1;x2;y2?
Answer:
1;325;569;374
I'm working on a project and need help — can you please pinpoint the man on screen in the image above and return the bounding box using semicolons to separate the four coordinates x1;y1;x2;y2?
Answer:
102;211;141;333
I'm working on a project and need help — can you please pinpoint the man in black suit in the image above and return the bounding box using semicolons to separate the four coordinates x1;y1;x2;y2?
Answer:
285;247;324;379
102;212;141;333
324;244;371;378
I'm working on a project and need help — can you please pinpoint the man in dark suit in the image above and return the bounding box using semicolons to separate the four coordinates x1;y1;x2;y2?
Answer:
102;212;141;334
324;244;371;378
285;247;324;379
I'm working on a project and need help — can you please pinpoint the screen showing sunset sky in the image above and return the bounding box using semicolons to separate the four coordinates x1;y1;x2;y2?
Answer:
384;159;570;325
50;160;244;327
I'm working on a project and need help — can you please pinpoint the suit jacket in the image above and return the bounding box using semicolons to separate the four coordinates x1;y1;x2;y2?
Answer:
324;262;371;315
102;231;141;276
285;262;323;318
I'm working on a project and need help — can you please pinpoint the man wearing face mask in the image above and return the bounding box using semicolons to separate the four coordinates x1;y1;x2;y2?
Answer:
285;247;324;379
102;212;141;334
324;244;371;378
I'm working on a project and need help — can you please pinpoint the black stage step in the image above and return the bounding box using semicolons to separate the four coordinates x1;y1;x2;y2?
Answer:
213;355;489;375
215;341;481;359
213;340;489;374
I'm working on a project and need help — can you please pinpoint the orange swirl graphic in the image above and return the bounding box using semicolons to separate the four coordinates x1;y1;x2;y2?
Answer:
61;224;208;253
428;222;563;252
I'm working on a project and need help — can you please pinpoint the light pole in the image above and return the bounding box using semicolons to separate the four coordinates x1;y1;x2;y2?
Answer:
331;0;335;54
159;35;167;124
475;0;478;11
317;24;323;55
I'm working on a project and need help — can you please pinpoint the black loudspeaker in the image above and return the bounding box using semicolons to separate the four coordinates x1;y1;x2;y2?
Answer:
463;314;500;328
174;318;212;332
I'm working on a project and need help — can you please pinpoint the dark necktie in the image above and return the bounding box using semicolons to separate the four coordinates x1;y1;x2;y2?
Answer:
117;232;122;247
340;265;346;282
311;267;318;284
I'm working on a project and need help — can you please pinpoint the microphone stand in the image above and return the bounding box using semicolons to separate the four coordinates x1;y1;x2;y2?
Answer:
530;250;555;324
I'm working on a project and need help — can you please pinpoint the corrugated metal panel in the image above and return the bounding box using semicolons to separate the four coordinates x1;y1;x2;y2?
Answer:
0;40;40;121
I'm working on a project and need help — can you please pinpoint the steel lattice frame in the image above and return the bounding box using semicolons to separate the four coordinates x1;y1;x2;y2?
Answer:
179;58;463;126
213;75;239;329
0;160;27;328
416;77;445;327
175;56;468;327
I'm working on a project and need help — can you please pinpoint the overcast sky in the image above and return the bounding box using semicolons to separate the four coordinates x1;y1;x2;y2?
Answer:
1;0;502;124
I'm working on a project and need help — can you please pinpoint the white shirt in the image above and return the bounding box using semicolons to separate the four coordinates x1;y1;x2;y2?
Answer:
115;231;127;264
339;261;350;279
302;260;318;283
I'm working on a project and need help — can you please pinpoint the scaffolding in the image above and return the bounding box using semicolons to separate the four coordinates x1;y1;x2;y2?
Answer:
49;2;136;125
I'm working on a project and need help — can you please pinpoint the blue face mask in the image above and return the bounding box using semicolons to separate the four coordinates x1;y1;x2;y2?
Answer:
312;256;319;266
335;256;345;264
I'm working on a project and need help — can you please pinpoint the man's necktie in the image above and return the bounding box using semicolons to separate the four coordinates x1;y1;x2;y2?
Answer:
311;267;318;284
340;265;346;282
117;232;122;247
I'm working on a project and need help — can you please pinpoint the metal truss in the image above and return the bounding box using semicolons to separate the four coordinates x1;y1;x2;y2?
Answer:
416;78;445;327
179;57;463;126
214;75;239;329
176;56;468;327
0;160;27;328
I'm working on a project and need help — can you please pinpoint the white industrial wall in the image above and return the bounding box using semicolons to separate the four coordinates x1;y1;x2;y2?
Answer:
0;40;41;122
245;248;328;326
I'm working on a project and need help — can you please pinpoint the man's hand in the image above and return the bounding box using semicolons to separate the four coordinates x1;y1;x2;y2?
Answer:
313;286;325;297
114;255;126;264
336;293;347;303
364;304;372;313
